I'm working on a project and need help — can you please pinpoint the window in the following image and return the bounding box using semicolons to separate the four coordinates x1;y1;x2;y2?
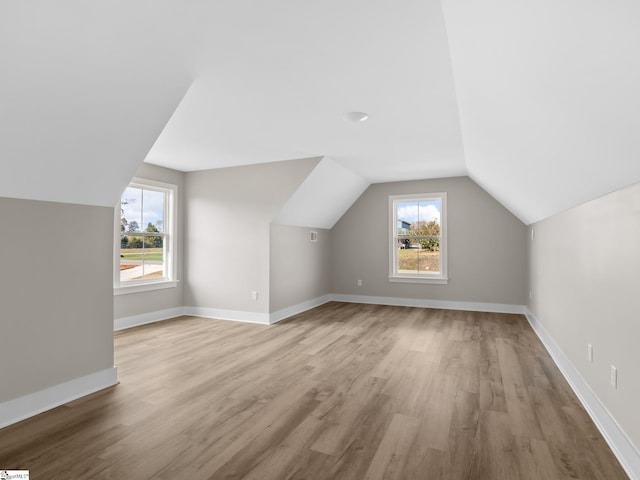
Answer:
389;193;447;284
114;178;177;294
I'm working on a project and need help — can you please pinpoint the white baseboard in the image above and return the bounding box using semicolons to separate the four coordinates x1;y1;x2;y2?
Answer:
329;294;526;315
525;310;640;480
183;306;270;325
0;367;118;430
269;295;331;324
117;295;525;332
114;307;186;331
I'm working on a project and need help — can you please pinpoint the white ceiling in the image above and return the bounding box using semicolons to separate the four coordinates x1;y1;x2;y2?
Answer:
0;1;192;207
442;0;640;224
145;0;466;184
273;157;370;229
2;0;639;224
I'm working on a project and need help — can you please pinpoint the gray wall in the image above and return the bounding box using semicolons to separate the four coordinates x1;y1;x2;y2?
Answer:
184;158;318;313
114;163;185;320
269;225;331;312
331;176;527;305
0;197;114;403
529;181;640;451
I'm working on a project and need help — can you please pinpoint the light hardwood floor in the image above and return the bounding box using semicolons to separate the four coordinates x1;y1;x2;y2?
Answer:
0;302;629;479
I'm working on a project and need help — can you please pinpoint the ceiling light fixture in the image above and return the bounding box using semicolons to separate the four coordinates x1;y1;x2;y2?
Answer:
345;111;369;123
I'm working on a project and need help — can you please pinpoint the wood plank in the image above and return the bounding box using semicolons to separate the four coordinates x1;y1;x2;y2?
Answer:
363;413;421;480
474;410;521;480
513;437;561;480
495;337;544;440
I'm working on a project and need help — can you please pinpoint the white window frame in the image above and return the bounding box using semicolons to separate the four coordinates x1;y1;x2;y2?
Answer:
114;177;178;295
389;192;448;284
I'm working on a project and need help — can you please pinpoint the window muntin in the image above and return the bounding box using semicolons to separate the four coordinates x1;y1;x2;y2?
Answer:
116;179;177;290
389;193;447;283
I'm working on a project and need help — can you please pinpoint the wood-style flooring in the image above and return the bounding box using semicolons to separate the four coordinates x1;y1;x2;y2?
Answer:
0;302;628;479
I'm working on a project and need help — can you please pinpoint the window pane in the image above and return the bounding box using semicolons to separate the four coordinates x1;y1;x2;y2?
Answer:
397;244;419;273
417;199;441;233
396;201;418;234
142;189;165;233
121;187;142;233
120;236;165;282
140;236;165;280
418;239;440;273
397;240;441;275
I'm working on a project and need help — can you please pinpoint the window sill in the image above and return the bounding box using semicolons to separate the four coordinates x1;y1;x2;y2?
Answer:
389;275;448;285
114;280;179;296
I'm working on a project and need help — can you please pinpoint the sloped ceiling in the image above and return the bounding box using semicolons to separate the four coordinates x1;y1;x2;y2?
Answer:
272;157;369;229
0;1;192;207
441;0;640;224
2;1;639;224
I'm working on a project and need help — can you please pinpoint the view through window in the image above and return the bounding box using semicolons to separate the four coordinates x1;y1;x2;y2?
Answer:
119;184;169;283
390;193;447;282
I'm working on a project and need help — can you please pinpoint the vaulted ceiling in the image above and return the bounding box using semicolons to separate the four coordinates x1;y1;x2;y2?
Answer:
2;0;639;224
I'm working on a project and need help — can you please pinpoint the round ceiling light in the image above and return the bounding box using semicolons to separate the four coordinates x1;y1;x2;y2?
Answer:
345;111;369;123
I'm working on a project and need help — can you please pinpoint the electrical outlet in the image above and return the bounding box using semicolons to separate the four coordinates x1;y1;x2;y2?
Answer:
252;291;258;301
357;279;362;286
529;290;532;301
531;229;535;240
587;344;593;363
610;365;617;389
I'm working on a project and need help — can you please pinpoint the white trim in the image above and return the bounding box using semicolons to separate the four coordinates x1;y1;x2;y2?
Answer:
0;367;118;430
116;296;524;329
329;293;526;314
183;306;271;325
525;310;640;480
114;280;179;296
388;276;448;284
129;177;176;191
269;295;331;324
114;307;186;331
115;178;178;290
112;297;332;332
